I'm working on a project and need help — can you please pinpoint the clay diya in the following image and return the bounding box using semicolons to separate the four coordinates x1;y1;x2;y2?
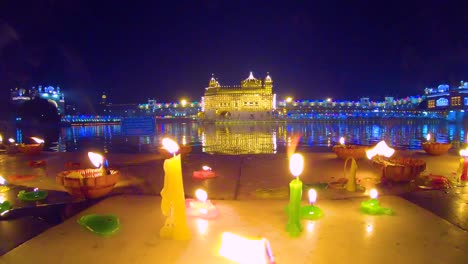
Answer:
421;134;451;155
332;137;369;160
56;152;119;199
18;137;45;155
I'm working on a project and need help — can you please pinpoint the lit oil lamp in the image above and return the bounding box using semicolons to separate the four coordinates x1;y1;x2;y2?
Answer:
186;189;219;219
422;133;452;155
300;189;323;220
17;187;48;202
0;176;9;193
360;189;393;215
332;136;368;160
18;137;45;155
192;165;216;179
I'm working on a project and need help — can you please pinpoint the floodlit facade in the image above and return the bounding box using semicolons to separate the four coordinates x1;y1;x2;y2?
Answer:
201;72;275;121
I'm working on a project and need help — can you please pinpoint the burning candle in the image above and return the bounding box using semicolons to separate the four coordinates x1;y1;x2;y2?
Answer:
458;148;468;182
426;133;431;142
339;137;345;145
88;152;109;176
286;153;303;237
360;189;393;215
159;138;191;240
300;189;323;220
0;176;9;193
8;138;15;144
186;189;219;219
192;165;216;179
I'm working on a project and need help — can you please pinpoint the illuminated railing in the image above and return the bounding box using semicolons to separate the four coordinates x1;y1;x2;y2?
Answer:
61;115;121;124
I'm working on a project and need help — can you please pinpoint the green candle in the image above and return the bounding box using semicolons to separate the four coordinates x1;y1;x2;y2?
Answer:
301;189;323;220
286;153;303;237
0;200;12;214
17;188;48;201
360;189;393;215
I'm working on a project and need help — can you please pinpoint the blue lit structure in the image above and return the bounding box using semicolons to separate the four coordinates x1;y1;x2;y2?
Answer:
10;85;65;114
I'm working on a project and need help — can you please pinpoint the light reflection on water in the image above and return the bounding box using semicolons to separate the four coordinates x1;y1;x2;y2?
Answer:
16;119;468;154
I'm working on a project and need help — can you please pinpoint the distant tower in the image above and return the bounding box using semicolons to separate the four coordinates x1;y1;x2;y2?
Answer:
264;72;273;92
100;92;108;105
208;74;220;88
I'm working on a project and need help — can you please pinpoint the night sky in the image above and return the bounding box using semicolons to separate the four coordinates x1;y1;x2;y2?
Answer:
0;0;467;113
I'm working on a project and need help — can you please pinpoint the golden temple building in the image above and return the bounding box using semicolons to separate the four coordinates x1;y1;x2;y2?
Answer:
201;72;276;121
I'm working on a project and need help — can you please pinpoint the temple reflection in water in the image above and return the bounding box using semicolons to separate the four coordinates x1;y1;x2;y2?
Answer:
199;124;278;154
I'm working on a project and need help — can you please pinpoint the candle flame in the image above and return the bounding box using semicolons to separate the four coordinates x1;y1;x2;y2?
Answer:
366;224;373;233
460;148;468;157
426;134;431;142
31;137;45;144
0;135;2;143
308;189;317;204
369;188;378;199
8;138;15;143
0;176;6;185
289;153;304;177
162;138;179;154
202;165;211;171
195;189;208;202
88;152;104;168
366;141;395;159
0;195;4;204
34;188;39;192
339;137;345;145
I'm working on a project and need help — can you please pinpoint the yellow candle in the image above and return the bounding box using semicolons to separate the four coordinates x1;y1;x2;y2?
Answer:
160;138;191;240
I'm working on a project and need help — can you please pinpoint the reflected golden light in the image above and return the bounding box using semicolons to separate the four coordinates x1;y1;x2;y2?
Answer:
196;219;208;235
200;125;277;155
162;138;179;154
366;141;395;159
219;232;268;264
289;153;304;177
88;152;104;168
307;221;315;232
31;137;45;144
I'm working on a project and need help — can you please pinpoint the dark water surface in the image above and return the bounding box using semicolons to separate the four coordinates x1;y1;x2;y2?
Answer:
12;119;468;154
